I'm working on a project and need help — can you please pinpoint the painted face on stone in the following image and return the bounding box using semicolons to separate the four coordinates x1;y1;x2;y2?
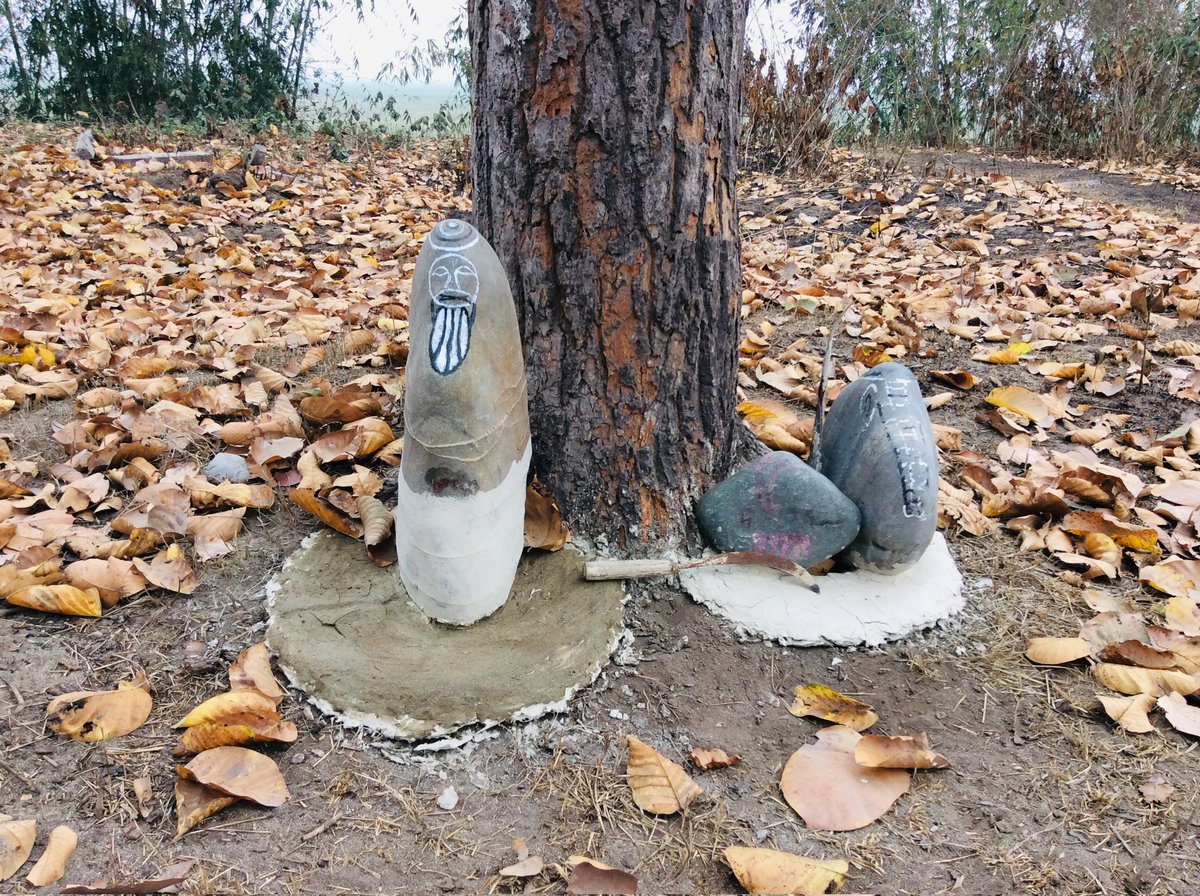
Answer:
428;252;479;375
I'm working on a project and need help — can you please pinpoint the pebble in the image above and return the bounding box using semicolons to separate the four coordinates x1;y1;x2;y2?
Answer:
436;785;458;811
203;452;249;483
817;363;939;574
696;451;860;566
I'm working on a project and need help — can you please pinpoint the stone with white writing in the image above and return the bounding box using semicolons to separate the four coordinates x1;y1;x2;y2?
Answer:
395;218;531;625
817;362;939;575
696;451;860;567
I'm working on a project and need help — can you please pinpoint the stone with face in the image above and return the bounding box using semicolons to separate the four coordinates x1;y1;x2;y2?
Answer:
816;362;939;575
395;219;531;624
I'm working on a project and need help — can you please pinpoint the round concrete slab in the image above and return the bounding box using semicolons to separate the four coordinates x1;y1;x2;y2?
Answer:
679;533;963;647
267;533;625;740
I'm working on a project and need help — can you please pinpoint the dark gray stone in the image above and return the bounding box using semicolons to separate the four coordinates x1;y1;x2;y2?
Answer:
817;362;939;574
696;451;860;567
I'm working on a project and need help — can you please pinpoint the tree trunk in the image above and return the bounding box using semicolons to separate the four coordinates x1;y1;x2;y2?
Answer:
470;0;746;550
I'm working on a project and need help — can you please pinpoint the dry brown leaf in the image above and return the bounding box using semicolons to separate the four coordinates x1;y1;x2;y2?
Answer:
331;465;383;497
289;488;364;538
25;824;77;886
187;508;246;562
626;735;702;814
524;480;570;551
132;544;199;594
357;495;393;548
174;777;239;839
177;690;279;727
738;399;811;453
1158;691;1200;737
178;746;289;807
1093;663;1200;697
1098;693;1158;733
228;642;285;703
1139;560;1200;599
565;857;638;895
47;679;153;742
1164;596;1200;636
63;557;148;609
689;747;743;770
780;726;910;831
0;818;35;883
1139;777;1176;803
295;449;334;493
854;733;950;769
1024;636;1091;665
7;583;101;616
724;845;849;895
930;369;977;390
498;838;544;878
789;683;879;731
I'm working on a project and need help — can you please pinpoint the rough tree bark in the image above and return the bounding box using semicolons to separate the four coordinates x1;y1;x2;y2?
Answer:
470;0;746;550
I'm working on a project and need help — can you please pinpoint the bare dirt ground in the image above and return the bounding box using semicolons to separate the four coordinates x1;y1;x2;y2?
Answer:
2;133;1199;896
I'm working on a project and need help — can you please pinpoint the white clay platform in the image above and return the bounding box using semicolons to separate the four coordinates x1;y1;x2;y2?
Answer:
267;532;625;741
679;533;963;647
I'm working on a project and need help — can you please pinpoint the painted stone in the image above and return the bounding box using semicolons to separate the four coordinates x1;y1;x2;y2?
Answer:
817;362;939;575
395;219;531;625
696;451;860;567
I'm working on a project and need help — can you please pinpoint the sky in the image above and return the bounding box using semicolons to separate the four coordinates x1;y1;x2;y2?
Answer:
311;0;794;87
309;0;464;85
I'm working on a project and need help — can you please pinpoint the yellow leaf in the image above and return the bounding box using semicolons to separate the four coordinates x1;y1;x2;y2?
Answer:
789;683;878;731
7;584;101;617
626;735;702;815
1024;636;1091;665
986;385;1049;422
724;845;849;895
176;689;279;727
976;342;1032;364
228;642;286;703
46;680;153;741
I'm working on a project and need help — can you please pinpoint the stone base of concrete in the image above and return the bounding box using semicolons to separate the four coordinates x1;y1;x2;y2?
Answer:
679;533;963;647
267;532;625;741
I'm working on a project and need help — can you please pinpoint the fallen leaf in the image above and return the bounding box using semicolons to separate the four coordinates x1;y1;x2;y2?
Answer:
1098;693;1157;733
177;690;279;727
174;719;298;755
524;479;570;550
1157;691;1200;737
0;819;35;883
930;369;977;390
780;726;910;831
63;558;149;609
1139;777;1176;803
289;487;364;538
498;838;544;878
690;747;743;770
178;746;289;807
132;544;199;594
626;735;702;814
1164;596;1200;636
25;824;77;886
789;683;879;731
1024;636;1091;665
7;583;101;617
724;845;849;895
986;385;1050;421
854;733;950;769
566;856;638;895
228;642;285;703
46;678;153;741
1093;663;1200;697
173;778;239;838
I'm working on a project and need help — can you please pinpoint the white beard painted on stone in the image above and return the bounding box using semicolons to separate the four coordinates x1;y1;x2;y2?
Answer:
395;219;531;625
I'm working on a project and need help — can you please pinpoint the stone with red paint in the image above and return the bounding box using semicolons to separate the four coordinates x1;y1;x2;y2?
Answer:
695;451;860;567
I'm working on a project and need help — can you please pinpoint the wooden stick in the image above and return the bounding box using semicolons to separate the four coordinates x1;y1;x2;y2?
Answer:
584;551;819;592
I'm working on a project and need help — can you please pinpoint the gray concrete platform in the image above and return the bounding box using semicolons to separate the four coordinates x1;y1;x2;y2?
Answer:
267;532;625;740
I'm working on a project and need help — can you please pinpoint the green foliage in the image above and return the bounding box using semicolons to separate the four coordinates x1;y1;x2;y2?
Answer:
747;0;1200;163
0;0;337;120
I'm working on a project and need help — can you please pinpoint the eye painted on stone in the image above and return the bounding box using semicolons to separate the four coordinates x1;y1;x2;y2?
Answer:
428;252;479;375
